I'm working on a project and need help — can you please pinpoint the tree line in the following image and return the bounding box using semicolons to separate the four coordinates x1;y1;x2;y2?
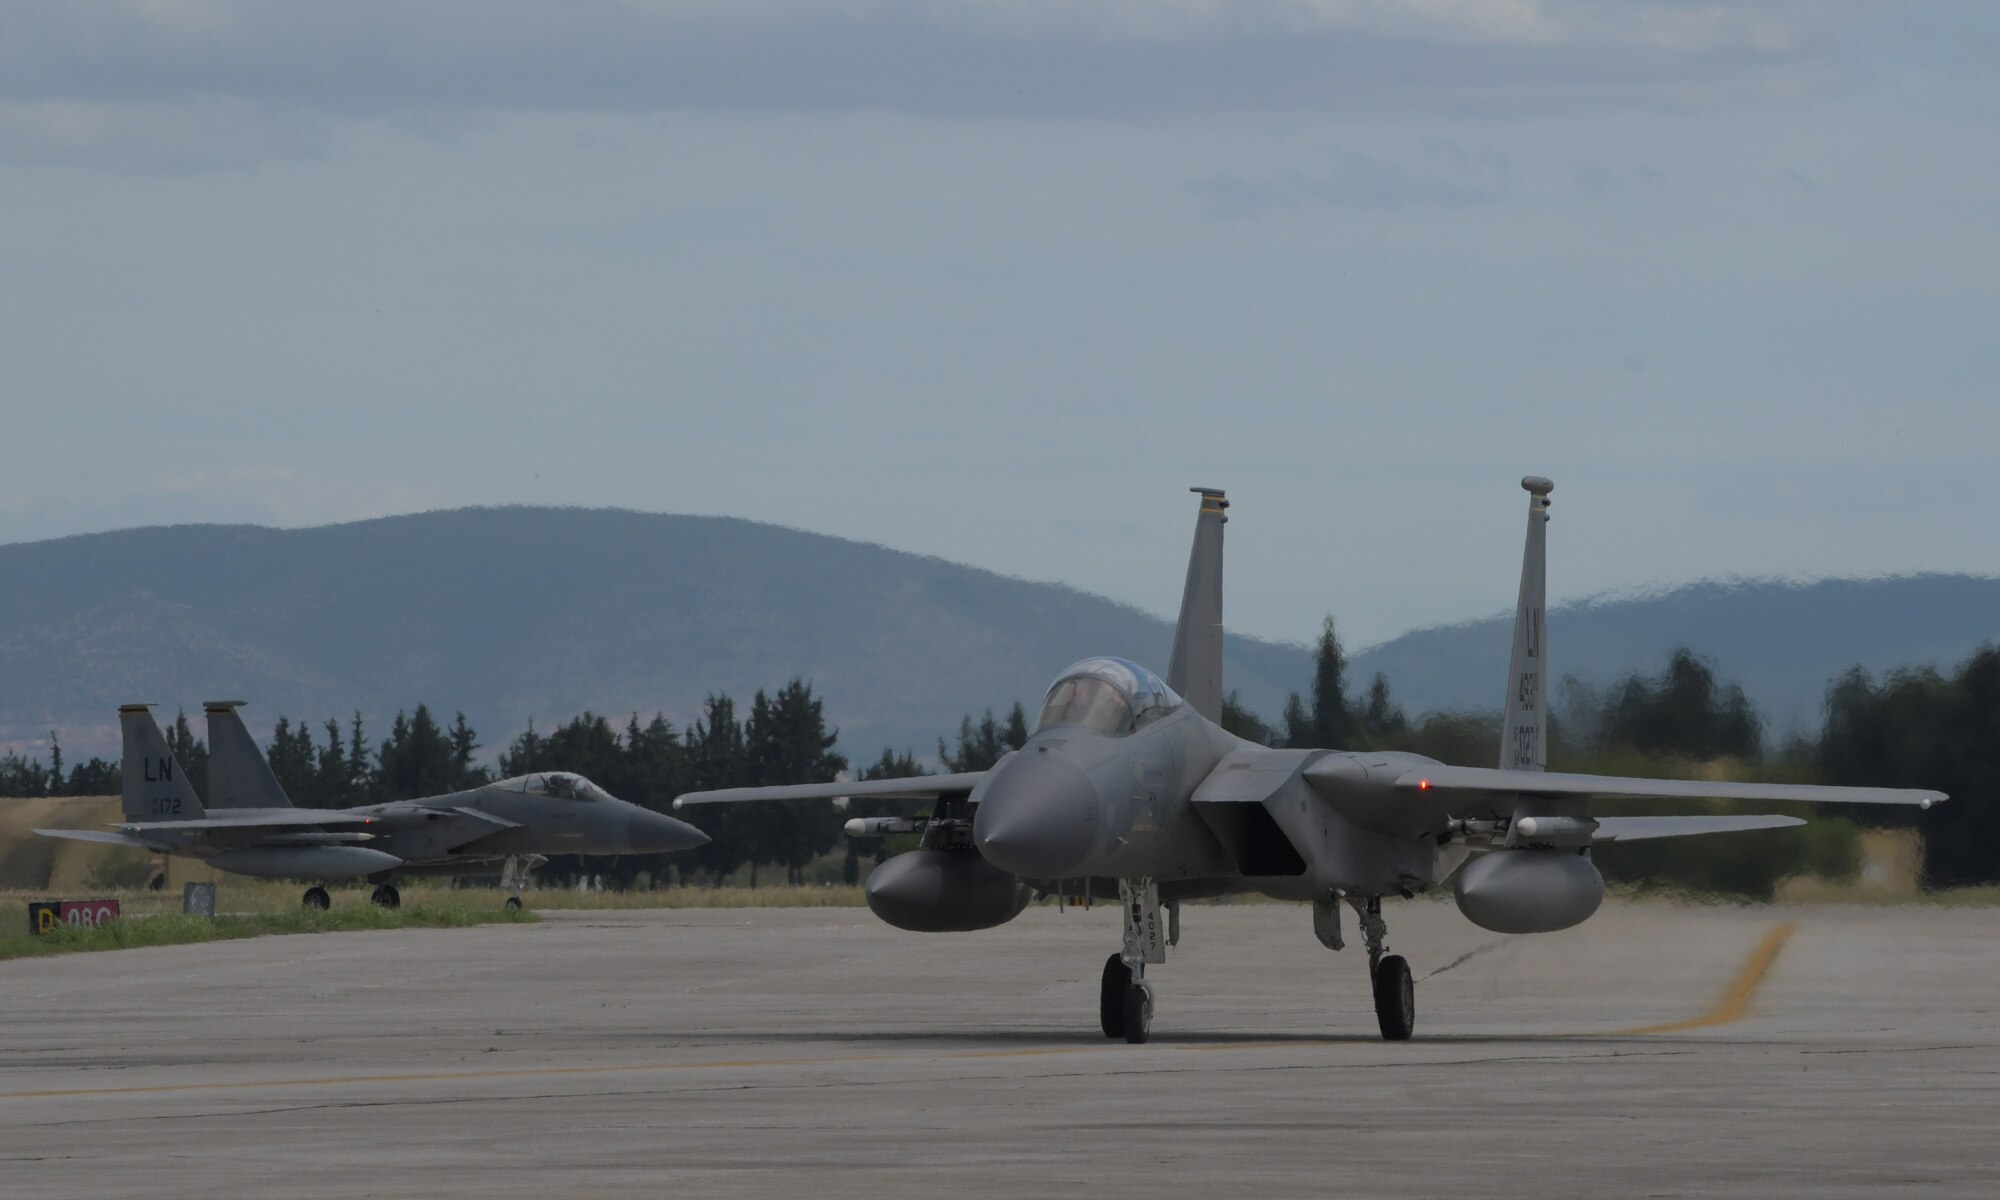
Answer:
5;624;1996;891
1221;616;1995;893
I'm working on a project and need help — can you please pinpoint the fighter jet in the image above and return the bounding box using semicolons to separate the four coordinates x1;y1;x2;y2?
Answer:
675;481;1947;1042
36;702;708;908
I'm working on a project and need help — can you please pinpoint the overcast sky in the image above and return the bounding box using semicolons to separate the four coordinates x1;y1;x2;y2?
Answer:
3;1;1995;647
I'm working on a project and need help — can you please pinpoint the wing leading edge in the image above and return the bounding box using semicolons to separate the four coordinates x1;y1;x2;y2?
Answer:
673;771;988;809
1396;764;1945;809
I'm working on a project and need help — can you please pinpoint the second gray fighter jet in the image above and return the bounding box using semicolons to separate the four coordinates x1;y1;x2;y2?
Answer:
38;703;707;908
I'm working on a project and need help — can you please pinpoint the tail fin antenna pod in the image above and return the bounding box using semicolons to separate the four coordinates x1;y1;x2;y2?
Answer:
1168;486;1228;723
1499;477;1553;771
205;700;294;810
120;704;206;822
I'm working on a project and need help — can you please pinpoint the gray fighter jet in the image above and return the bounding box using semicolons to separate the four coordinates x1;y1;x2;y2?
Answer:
676;481;1946;1042
37;702;707;908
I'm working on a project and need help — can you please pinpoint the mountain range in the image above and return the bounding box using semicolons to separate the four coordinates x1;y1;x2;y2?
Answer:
1;507;1992;761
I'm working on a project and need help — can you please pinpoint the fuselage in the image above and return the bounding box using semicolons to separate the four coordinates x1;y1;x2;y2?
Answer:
972;684;1458;903
133;774;705;879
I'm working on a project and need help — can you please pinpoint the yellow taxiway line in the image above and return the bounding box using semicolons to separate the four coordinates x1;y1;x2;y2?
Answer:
0;922;1799;1101
1601;920;1797;1036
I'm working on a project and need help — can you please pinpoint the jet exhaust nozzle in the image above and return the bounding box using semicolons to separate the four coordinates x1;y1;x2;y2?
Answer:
1453;849;1603;934
865;849;1031;933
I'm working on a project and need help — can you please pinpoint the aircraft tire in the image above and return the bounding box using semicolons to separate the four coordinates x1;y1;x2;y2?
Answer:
371;884;401;909
504;896;523;911
1373;954;1415;1041
1099;954;1130;1039
303;887;331;910
1122;980;1154;1045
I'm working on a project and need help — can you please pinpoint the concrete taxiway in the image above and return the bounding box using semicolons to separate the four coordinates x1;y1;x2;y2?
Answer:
2;901;1996;1198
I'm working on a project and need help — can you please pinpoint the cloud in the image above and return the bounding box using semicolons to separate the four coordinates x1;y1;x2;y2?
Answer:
0;100;329;172
2;2;1841;130
1190;139;1513;219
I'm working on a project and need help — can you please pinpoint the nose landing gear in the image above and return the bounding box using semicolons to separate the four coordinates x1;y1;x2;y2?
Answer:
1098;878;1166;1043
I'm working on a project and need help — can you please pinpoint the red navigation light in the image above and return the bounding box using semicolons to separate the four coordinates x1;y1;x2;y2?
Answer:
1418;779;1431;791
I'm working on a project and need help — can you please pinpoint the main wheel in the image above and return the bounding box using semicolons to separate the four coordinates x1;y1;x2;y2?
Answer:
1373;954;1415;1041
303;887;331;910
504;896;523;911
371;884;401;909
1099;954;1131;1039
1122;980;1155;1045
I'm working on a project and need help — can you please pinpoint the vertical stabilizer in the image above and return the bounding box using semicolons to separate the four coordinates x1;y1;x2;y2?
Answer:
205;701;293;809
1500;477;1554;770
1168;487;1228;723
120;705;205;821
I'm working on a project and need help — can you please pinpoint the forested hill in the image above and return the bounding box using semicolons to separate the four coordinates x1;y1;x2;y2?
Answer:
1352;575;2000;732
0;507;1311;759
3;508;1995;760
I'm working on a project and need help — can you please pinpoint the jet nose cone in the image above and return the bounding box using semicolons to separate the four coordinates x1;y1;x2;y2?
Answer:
972;752;1099;879
627;807;710;853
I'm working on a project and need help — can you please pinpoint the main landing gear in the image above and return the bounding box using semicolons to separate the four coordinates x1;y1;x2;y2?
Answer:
1099;878;1169;1044
370;884;401;908
1354;895;1414;1041
303;886;331;910
1315;892;1415;1040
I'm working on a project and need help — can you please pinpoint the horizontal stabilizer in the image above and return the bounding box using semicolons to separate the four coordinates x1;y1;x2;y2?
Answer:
33;827;171;851
674;771;988;809
1592;815;1805;843
1396;765;1944;809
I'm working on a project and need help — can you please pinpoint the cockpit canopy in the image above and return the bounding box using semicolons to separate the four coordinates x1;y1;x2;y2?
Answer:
503;772;614;803
1035;657;1183;737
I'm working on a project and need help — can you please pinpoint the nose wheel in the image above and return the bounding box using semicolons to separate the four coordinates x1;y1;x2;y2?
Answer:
370;884;401;909
1096;878;1165;1043
302;887;331;910
1098;954;1156;1043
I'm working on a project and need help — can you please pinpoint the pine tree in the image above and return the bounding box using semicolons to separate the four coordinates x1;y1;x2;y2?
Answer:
165;709;209;802
744;681;848;885
684;695;749;886
1220;691;1276;745
1284;616;1356;749
315;718;350;807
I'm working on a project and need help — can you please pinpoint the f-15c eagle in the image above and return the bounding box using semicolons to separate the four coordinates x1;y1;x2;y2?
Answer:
37;703;707;909
676;480;1944;1042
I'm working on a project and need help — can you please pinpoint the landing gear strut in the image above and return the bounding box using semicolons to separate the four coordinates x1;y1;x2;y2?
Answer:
500;855;541;911
303;886;331;910
1099;878;1165;1043
370;884;401;909
1348;894;1414;1041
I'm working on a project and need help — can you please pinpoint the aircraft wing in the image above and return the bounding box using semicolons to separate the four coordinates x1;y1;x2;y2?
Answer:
33;827;173;851
118;810;382;832
1591;815;1806;842
674;772;988;809
1394;765;1945;809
